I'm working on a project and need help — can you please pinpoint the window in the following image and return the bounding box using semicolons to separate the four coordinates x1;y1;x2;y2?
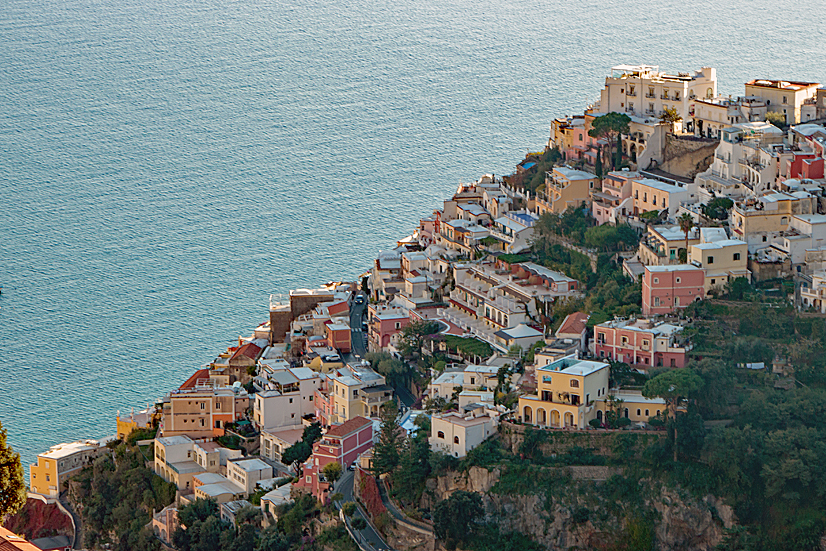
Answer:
200;402;205;410
570;380;580;388
782;95;787;104
437;431;445;439
644;193;648;202
733;253;740;261
454;436;460;444
187;451;191;458
653;277;659;284
46;474;50;482
762;235;767;242
657;410;661;416
637;409;641;416
642;340;649;348
200;419;205;427
470;377;475;385
653;195;657;205
289;398;293;404
621;336;628;345
645;409;649;416
781;216;789;225
215;420;221;428
215;402;221;410
395;322;401;329
675;297;680;307
711;279;716;285
707;256;714;264
676;277;681;284
654;297;661;307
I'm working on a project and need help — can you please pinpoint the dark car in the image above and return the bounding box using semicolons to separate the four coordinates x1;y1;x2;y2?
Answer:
355;295;365;305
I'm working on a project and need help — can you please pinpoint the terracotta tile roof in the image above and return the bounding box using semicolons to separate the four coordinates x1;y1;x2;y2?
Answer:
230;343;262;361
324;416;372;438
556;312;589;337
179;369;210;390
0;528;41;551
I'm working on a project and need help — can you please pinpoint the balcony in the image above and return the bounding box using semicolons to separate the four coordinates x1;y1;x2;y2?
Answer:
645;93;655;98
627;91;637;97
645;109;655;115
488;227;515;244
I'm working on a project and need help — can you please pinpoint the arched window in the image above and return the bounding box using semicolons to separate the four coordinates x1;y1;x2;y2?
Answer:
437;431;445;439
454;436;460;444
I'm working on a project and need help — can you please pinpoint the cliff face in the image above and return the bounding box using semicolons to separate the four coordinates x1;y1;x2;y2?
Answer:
423;466;735;551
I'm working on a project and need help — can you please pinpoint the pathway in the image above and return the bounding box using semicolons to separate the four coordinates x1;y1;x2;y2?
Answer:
336;469;393;551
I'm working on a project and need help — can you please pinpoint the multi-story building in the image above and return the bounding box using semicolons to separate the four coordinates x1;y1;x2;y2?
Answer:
260;426;304;463
591;170;640;225
369;251;402;302
438;218;490;255
312;416;374;469
594;65;717;122
631;178;695;220
800;272;826;313
689;238;750;295
536;167;598;215
519;355;609;429
158;384;250;439
688;96;767;139
30;439;110;498
322;363;392;424
153;435;241;491
638;225;701;266
593;318;690;368
744;79;820;125
641;265;705;316
695;122;785;199
226;458;273;495
487;211;538;254
729;191;816;252
116;407;158;441
367;304;410;352
430;408;496;458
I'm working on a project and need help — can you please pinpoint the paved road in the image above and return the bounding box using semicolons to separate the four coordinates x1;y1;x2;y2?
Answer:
336;469;392;551
350;295;368;358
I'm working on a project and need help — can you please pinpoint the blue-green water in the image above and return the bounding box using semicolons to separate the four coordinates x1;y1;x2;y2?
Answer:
1;0;824;470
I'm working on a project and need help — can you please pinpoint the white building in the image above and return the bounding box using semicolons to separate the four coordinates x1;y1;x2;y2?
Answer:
595;65;717;122
430;408;496;458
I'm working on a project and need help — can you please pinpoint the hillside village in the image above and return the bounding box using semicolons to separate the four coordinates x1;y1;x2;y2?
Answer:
10;64;826;551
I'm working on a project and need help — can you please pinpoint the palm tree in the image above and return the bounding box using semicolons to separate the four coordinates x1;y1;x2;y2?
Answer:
677;212;694;263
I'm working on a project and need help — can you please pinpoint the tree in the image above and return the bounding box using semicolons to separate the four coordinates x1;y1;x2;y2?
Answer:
643;369;704;461
0;421;25;520
659;106;682;125
321;461;342;484
677;212;694;262
595;148;603;181
281;422;322;474
365;352;407;387
433;490;484;544
372;400;401;476
589;113;631;170
351;517;367;531
342;502;357;517
766;110;787;129
398;320;441;360
702;197;734;220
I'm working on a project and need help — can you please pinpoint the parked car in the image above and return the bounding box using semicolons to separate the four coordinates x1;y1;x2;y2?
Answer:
355;295;365;305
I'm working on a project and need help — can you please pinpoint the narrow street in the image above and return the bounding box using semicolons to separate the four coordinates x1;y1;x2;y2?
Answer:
336;469;393;551
350;294;368;358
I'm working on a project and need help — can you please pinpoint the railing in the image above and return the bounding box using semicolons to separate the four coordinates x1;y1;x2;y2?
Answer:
661;94;669;100
645;93;655;98
627;91;637;97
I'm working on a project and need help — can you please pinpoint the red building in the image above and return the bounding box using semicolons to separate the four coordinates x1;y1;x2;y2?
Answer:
367;304;410;351
642;265;704;316
325;321;351;353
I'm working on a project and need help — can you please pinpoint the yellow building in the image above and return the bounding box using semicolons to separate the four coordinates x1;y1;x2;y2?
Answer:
116;407;158;440
638;225;700;266
597;390;667;424
519;355;609;429
30;439;108;498
536;167;598;215
328;364;391;424
631;178;692;220
689;238;750;295
729;192;815;252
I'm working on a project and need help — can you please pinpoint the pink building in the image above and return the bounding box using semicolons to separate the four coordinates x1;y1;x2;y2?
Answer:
642;265;705;316
293;416;374;504
313;416;374;469
367;304;410;351
314;380;334;428
325;321;351;353
594;318;690;368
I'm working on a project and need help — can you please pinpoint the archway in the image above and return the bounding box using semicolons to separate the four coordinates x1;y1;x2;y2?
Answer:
537;408;547;427
630;143;637;163
523;405;532;424
551;410;561;427
564;412;574;428
596;410;603;423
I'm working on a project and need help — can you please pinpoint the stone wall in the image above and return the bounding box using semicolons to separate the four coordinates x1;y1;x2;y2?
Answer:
655;134;719;179
498;421;666;457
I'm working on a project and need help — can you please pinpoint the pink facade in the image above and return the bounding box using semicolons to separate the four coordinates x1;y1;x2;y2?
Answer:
594;321;687;368
293;462;332;504
592;171;638;225
368;306;410;350
314;383;333;428
313;416;374;469
642;266;705;316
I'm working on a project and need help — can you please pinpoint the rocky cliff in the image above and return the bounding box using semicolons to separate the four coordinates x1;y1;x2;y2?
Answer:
422;465;735;551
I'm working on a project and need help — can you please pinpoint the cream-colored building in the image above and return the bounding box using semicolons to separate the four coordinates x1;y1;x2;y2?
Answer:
429;409;496;458
427;370;465;401
30;439;109;498
638;225;700;266
598;390;667;424
536;167;598;215
226;458;273;495
159;385;250;439
688;96;767;139
689;238;750;295
745;79;820;125
800;272;826;313
632;178;696;220
595;65;717;122
519;355;609;429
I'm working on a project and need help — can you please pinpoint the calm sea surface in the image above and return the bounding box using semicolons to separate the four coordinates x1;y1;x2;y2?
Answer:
1;0;824;470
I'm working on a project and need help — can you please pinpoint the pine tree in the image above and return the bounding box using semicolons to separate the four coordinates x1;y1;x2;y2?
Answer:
0;420;25;520
371;400;401;476
595;148;603;181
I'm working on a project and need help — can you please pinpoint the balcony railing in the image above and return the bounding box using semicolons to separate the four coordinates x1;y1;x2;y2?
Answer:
627;91;637;97
645;93;655;98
